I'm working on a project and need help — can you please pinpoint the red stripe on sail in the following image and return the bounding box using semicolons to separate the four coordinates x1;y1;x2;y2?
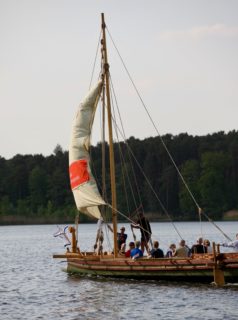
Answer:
69;159;89;189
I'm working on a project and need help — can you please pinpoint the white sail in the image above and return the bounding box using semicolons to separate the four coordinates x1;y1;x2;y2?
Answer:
69;81;105;219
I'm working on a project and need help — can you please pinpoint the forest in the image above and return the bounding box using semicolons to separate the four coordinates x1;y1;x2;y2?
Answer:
0;130;238;225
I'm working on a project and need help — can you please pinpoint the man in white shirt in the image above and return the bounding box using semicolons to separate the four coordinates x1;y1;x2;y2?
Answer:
221;233;238;252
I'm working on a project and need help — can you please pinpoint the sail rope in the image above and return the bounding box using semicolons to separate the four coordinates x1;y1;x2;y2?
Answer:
88;30;102;90
105;26;231;241
106;27;200;211
97;24;182;241
84;24;231;246
201;210;232;241
105;88;184;239
108;75;184;240
109;77;144;214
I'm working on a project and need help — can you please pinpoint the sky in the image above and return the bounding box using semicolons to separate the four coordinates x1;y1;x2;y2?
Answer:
0;0;238;159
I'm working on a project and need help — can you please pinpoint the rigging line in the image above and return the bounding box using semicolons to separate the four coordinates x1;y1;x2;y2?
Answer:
87;82;108;208
110;99;131;213
106;27;201;212
99;73;143;216
109;84;140;218
102;28;182;238
108;110;183;239
198;207;204;245
109;75;144;209
89;30;102;90
201;211;232;242
109;75;142;212
102;75;182;237
107;30;232;245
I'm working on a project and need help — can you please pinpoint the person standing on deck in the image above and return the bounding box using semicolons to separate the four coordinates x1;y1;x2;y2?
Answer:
131;210;152;254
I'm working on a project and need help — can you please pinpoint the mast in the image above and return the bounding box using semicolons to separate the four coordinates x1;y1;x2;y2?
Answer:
101;13;118;257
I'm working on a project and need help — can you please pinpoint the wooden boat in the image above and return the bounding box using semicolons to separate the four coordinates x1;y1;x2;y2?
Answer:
53;13;238;286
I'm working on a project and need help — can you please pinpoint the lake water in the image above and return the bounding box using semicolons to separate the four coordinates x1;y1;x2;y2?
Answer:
1;221;238;320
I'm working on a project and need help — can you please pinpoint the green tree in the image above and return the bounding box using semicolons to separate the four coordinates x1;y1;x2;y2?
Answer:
29;166;47;213
179;159;200;219
0;196;14;215
198;152;230;218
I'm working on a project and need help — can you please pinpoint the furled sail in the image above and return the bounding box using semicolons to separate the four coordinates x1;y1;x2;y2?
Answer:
69;81;105;219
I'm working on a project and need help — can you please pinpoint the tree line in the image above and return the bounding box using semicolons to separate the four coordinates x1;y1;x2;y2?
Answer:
0;131;238;224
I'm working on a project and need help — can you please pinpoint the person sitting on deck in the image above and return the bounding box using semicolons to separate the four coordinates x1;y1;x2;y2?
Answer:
166;243;176;257
191;237;207;254
130;240;143;259
125;241;135;257
131;210;152;254
174;239;190;257
221;233;238;252
204;239;212;253
149;241;164;258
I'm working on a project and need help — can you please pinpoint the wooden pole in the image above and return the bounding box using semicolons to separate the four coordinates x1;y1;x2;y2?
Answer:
101;13;118;257
68;226;77;253
212;241;225;286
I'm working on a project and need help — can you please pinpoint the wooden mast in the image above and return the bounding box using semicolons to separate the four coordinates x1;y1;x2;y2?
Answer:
101;13;118;257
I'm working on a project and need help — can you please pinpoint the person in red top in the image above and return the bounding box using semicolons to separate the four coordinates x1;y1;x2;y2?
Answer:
125;242;135;257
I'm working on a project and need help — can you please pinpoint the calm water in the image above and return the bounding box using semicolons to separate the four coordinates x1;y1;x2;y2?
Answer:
1;221;238;320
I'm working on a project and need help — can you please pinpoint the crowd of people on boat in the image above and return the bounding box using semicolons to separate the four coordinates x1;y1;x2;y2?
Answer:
90;209;238;258
114;212;238;259
117;232;238;259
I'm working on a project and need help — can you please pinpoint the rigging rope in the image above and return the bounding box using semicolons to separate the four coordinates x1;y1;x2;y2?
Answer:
106;97;184;239
102;73;182;239
82;24;231;247
201;210;232;241
105;26;231;241
108;75;183;239
107;27;201;212
109;76;143;213
88;30;102;90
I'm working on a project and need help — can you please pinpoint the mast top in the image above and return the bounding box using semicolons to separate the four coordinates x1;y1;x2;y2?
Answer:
101;13;106;28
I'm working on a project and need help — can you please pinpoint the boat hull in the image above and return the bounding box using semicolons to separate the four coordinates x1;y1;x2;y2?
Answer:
65;253;238;283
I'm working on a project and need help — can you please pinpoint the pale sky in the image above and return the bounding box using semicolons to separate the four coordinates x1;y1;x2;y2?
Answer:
1;0;238;159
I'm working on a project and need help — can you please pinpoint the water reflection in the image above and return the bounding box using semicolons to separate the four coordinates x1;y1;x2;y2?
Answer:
0;222;238;320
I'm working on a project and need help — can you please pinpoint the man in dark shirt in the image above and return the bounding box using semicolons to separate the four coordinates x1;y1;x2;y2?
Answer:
191;237;207;254
150;241;164;258
107;225;127;253
131;211;152;254
117;226;127;253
